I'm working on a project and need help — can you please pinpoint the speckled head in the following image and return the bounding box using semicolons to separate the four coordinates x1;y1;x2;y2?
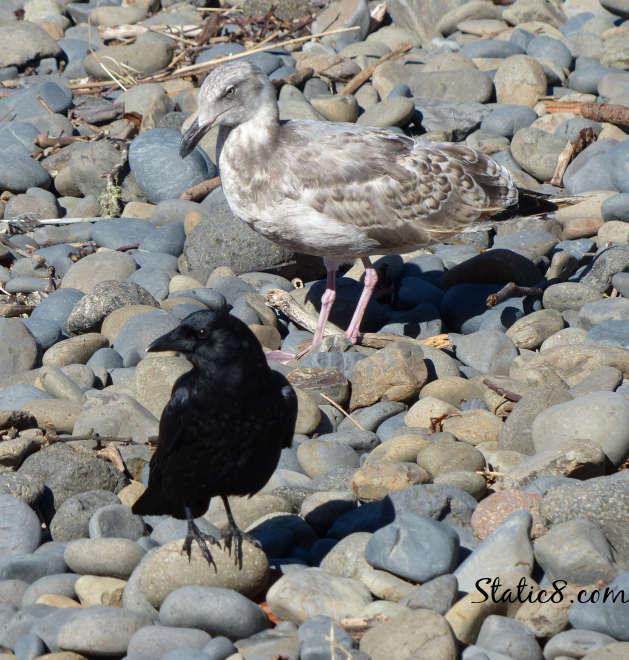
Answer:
179;61;276;158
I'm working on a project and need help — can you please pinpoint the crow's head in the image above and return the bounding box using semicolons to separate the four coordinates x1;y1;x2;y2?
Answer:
146;307;266;370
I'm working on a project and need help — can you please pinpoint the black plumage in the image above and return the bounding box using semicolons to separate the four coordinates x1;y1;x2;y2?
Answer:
132;308;297;569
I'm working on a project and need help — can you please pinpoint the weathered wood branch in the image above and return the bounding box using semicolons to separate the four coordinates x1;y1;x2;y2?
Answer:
180;176;222;201
543;100;629;126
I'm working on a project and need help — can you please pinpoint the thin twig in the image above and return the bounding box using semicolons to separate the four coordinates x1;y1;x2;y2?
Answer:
0;235;34;258
180;176;221;201
68;26;361;90
319;392;366;431
340;42;412;95
36;95;55;115
271;68;314;90
482;379;522;402
44;429;140;447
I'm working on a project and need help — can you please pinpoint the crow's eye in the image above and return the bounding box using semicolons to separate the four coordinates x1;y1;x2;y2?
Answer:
198;328;208;338
224;85;235;97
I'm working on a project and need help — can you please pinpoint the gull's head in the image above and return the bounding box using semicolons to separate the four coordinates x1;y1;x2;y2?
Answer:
180;61;275;158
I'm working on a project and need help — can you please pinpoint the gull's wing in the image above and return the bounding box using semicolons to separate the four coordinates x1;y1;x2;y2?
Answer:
273;122;518;250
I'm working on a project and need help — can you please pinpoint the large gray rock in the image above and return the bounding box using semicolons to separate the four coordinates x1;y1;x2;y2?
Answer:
500;385;573;455
128;128;214;204
365;513;460;582
360;608;457;659
541;471;629;568
532;391;629;466
266;568;372;623
183;187;293;280
407;69;494;104
387;0;464;41
66;281;159;335
454;511;534;593
69;141;126;197
61;251;137;293
0;495;41;560
0;21;61;68
0;318;38;379
34;605;151;655
159;586;269;640
73;390;159;445
18;444;127;520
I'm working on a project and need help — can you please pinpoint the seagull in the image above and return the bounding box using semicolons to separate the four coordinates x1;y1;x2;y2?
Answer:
180;61;542;356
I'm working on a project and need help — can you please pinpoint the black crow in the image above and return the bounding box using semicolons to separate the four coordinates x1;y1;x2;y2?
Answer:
132;308;297;569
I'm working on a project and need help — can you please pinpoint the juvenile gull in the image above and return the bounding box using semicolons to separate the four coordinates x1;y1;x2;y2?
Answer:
181;61;535;355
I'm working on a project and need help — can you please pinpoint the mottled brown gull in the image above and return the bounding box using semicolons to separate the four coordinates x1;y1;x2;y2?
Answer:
180;61;538;356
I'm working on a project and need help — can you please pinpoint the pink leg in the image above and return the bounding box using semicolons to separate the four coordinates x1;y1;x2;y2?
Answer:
267;262;339;362
296;264;337;358
345;257;378;344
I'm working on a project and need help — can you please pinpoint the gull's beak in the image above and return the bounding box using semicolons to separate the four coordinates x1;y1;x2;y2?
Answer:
146;325;194;354
180;117;214;158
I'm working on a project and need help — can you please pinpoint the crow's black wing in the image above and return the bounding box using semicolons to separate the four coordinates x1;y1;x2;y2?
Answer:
271;370;297;450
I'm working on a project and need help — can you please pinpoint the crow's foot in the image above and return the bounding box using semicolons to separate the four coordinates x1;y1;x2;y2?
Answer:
222;527;260;570
183;519;219;572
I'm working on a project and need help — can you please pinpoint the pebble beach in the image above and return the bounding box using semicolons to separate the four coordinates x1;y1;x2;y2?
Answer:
1;0;629;658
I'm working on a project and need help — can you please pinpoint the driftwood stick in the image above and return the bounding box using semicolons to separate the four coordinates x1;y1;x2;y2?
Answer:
543;100;629;126
339;615;390;641
74;103;123;124
35;134;90;148
360;332;438;349
100;24;204;40
0;303;35;317
45;431;136;446
550;127;595;186
36;95;55;115
266;288;345;337
550;140;575;187
266;289;446;350
340;42;412;95
486;282;545;307
96;443;131;476
180;176;221;201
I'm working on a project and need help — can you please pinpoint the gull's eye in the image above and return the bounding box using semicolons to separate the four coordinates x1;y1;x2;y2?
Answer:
224;85;235;98
198;328;208;338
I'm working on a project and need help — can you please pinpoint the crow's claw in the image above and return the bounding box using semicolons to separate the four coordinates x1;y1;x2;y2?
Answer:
183;519;219;572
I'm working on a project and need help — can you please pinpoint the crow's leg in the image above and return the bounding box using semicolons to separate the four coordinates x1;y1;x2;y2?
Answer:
221;496;260;569
182;506;219;572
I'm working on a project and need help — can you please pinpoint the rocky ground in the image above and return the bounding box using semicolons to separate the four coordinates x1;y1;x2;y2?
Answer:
1;0;629;658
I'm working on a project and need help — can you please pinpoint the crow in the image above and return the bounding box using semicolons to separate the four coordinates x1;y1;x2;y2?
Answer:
132;308;298;570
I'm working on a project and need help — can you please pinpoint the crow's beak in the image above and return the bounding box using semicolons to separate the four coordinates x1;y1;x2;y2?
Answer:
147;326;194;354
180;117;214;158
